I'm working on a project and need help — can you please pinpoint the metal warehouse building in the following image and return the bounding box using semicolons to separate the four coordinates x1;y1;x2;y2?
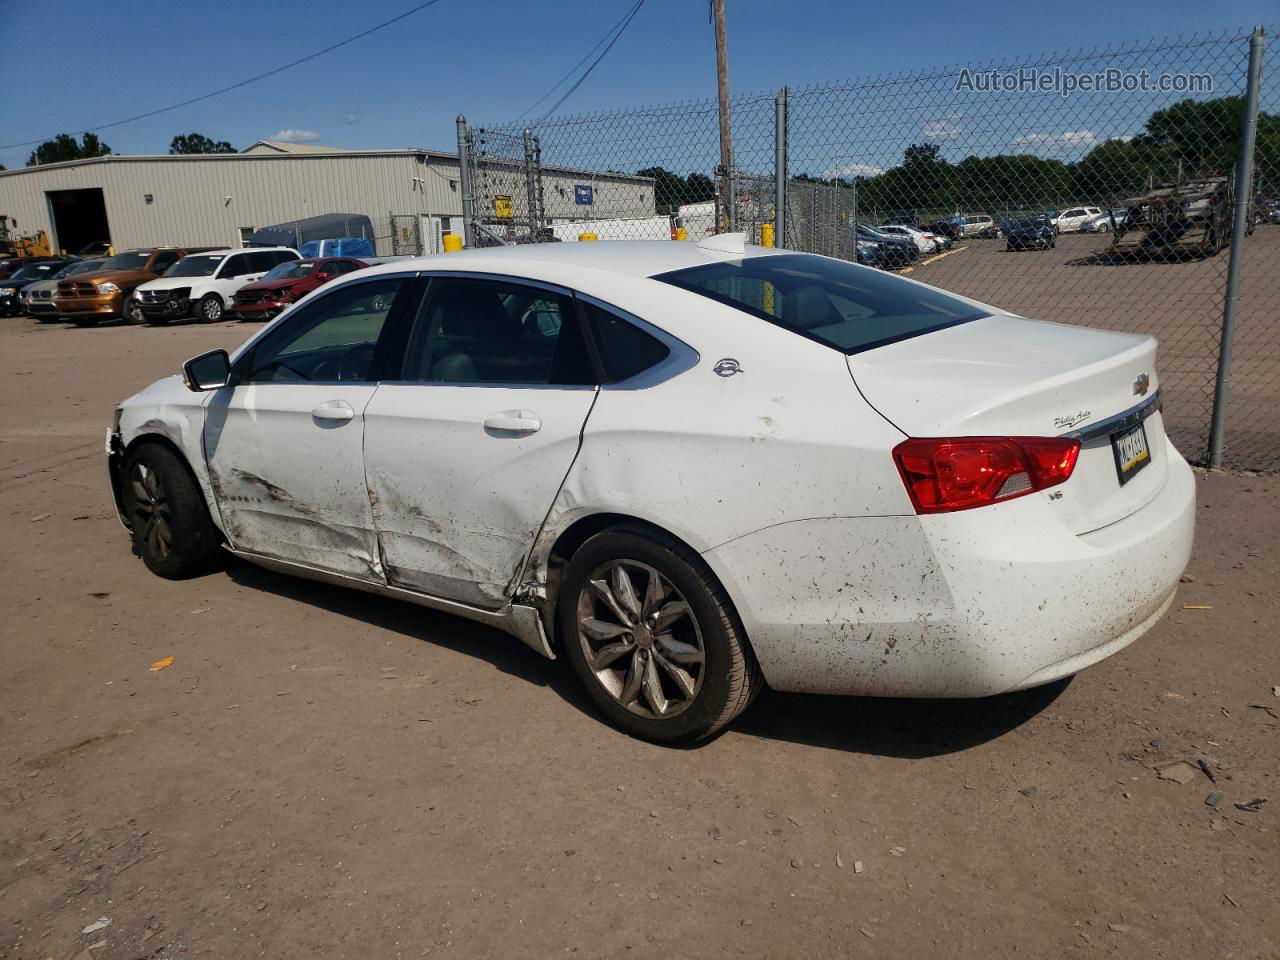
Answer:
0;140;656;257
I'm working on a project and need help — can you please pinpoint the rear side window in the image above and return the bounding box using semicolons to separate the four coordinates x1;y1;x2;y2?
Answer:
655;253;985;355
583;302;670;382
401;277;594;386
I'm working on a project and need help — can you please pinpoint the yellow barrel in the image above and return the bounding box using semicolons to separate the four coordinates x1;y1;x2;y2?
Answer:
442;234;463;252
675;227;688;241
761;223;775;248
578;233;599;242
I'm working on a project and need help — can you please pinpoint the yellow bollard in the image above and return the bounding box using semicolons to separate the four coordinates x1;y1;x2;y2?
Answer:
442;234;463;253
675;227;688;241
578;232;598;242
761;223;775;248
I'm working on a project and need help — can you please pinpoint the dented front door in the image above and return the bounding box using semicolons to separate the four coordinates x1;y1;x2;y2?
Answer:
204;383;383;579
200;274;410;580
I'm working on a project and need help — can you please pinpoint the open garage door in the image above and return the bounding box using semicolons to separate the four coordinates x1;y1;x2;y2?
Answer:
47;188;110;256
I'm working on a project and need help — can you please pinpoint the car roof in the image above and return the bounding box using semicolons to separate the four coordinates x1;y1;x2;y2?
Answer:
355;239;788;281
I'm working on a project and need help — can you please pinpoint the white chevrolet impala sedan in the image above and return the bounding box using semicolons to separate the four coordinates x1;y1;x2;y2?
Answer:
107;235;1195;742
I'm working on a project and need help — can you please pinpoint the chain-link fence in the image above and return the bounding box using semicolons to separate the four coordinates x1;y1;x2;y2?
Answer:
463;27;1277;471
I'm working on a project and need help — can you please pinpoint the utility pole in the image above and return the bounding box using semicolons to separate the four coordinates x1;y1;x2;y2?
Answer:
713;0;735;231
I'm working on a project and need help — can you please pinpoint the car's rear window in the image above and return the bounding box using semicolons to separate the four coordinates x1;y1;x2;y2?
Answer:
654;253;986;355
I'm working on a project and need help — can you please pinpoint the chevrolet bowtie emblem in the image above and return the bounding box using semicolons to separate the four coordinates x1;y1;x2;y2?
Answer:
1133;373;1150;396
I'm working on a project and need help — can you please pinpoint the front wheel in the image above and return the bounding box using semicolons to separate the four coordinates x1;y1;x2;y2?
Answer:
123;443;221;578
121;297;144;324
558;525;762;744
198;294;224;322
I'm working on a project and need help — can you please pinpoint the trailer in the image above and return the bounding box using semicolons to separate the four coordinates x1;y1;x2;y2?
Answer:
1105;173;1244;258
548;215;673;242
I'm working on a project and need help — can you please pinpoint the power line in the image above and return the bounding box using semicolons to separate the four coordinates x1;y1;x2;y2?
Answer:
0;0;447;152
535;0;647;123
518;0;644;120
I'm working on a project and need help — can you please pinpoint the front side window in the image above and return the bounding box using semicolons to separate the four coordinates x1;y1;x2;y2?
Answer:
244;278;403;383
656;253;986;355
151;251;181;272
401;277;593;385
217;254;249;278
165;254;223;278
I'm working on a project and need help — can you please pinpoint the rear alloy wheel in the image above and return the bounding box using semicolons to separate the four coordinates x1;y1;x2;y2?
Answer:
559;525;762;743
123;444;221;579
198;294;224;322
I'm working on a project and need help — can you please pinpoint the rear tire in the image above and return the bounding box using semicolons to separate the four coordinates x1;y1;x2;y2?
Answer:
558;524;763;744
122;443;221;579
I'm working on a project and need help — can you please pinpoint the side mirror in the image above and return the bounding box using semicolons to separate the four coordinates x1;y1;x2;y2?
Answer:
183;349;232;392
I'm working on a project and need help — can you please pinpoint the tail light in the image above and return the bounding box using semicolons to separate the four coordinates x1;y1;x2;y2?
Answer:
893;436;1080;514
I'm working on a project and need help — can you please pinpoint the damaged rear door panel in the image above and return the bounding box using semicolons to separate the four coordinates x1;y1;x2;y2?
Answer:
361;274;599;608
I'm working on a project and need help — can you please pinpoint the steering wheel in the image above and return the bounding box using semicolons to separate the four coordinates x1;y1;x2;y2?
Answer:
338;343;377;381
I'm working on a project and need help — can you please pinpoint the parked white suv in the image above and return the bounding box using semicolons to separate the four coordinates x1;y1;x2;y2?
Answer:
1055;206;1104;233
134;247;299;324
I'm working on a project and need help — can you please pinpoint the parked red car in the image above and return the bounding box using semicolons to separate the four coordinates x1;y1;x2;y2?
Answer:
229;256;368;321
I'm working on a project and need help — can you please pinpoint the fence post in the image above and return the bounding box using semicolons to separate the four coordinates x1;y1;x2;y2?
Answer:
456;114;476;249
775;87;788;249
1208;26;1266;467
522;128;540;236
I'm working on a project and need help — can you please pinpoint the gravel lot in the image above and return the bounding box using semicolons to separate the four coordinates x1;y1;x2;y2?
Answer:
905;227;1280;472
1;307;1277;959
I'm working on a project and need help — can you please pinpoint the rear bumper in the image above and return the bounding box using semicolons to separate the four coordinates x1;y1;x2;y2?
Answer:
705;438;1196;697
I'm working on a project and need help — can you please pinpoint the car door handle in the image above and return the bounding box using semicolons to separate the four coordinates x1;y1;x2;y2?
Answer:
312;400;355;422
483;410;541;435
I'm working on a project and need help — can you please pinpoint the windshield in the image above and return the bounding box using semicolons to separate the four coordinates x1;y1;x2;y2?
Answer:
11;262;64;282
62;259;105;277
656;253;985;355
263;260;314;281
102;251;152;271
164;254;224;278
1010;218;1048;229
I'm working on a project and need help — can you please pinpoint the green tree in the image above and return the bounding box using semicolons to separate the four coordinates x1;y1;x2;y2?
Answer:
169;133;236;155
26;132;111;167
636;166;717;214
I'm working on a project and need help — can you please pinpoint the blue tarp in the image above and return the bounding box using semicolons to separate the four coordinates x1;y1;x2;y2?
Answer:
299;236;375;259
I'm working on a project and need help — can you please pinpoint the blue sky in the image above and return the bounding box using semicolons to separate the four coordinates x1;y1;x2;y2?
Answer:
0;0;1273;169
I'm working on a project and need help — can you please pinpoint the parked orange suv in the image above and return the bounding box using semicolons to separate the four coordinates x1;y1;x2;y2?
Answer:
56;247;213;325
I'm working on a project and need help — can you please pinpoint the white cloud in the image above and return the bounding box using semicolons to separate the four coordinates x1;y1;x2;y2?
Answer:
820;162;884;179
922;116;963;140
272;128;321;143
343;112;360;125
1011;129;1097;153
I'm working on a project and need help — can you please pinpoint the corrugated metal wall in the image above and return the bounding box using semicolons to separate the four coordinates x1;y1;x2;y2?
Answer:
0;153;654;255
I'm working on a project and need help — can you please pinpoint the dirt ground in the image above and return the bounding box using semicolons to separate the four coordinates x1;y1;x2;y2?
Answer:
0;314;1277;960
906;227;1280;473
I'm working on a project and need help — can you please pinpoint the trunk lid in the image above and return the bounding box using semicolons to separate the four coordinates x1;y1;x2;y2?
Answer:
849;313;1169;534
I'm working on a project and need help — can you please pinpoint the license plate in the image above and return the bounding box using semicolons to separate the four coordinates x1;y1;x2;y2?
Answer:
1111;421;1151;485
